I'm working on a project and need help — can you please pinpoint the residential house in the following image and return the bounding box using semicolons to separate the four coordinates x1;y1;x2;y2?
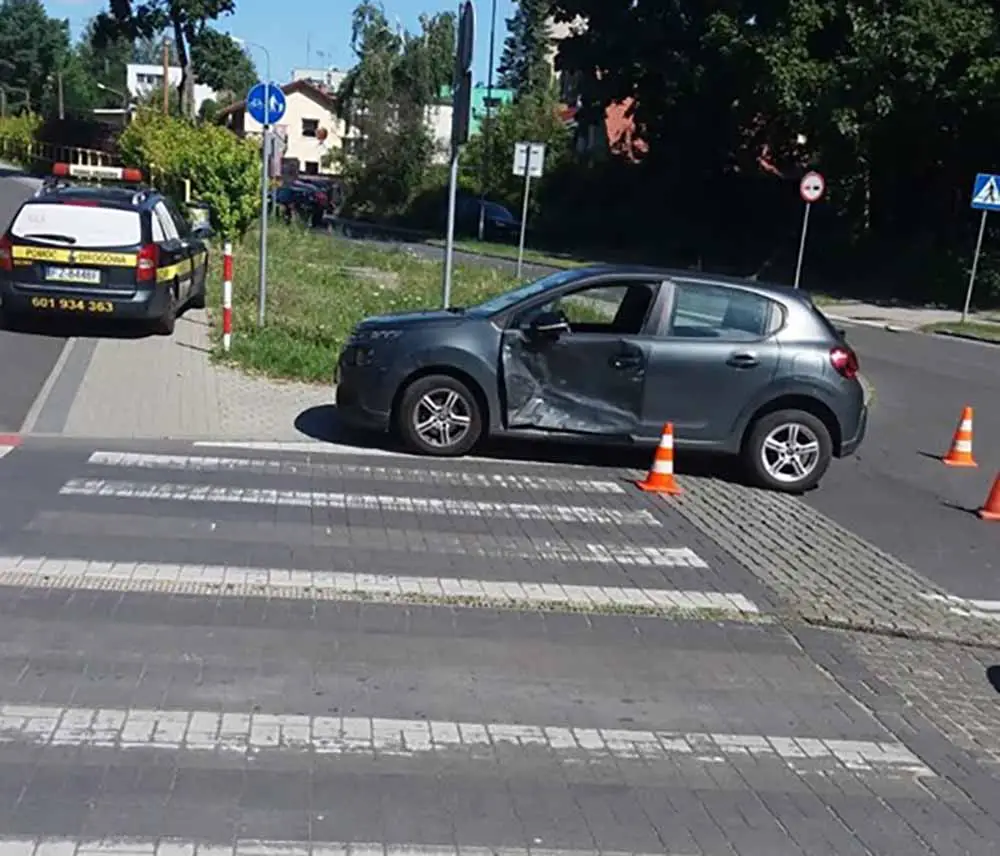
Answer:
291;67;350;93
126;63;216;113
429;84;516;163
216;79;354;175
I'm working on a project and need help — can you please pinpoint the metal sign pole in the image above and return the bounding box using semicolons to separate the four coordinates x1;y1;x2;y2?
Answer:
963;209;988;323
257;85;270;327
442;144;460;308
516;147;533;280
793;201;811;290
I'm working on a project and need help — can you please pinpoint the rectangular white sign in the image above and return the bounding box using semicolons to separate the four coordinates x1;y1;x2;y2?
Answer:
513;142;546;178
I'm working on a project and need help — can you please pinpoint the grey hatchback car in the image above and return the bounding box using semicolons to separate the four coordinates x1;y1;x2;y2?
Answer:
335;265;867;492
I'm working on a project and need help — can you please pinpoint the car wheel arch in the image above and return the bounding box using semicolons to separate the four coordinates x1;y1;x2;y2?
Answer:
391;365;491;437
742;394;842;456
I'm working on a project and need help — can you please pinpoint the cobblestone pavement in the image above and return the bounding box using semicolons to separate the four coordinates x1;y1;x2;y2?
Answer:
27;311;329;440
0;437;998;853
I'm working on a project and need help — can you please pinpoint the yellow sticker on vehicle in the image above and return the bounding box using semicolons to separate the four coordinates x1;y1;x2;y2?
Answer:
11;246;137;266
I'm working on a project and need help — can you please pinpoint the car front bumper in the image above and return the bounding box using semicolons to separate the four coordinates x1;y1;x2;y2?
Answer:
0;281;170;320
334;354;394;433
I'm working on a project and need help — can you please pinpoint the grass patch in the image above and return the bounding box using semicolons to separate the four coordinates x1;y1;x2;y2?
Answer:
429;237;593;269
921;321;1000;342
208;222;519;382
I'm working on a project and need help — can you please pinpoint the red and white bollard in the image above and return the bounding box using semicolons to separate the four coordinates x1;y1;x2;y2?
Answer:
222;241;233;352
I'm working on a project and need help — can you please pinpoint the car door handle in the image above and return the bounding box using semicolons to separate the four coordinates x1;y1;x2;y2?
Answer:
610;355;642;369
726;352;760;368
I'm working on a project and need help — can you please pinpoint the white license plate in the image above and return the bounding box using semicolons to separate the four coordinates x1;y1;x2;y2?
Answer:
45;266;101;284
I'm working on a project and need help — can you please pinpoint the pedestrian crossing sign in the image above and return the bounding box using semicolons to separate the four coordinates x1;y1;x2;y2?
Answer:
971;173;1000;211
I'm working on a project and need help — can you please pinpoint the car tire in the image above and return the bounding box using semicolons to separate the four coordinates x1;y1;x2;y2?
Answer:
189;273;207;310
397;374;483;457
743;408;833;494
155;285;177;336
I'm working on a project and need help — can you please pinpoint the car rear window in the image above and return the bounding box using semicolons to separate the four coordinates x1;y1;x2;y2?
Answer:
10;203;141;248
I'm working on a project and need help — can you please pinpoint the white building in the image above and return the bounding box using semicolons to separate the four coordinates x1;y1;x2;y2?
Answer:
125;63;217;112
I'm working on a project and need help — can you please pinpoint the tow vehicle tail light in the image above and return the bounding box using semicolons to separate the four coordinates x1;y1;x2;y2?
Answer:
136;243;159;282
0;234;12;272
830;345;859;380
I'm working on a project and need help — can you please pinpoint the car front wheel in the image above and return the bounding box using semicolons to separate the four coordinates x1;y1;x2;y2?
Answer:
743;409;833;493
397;374;483;457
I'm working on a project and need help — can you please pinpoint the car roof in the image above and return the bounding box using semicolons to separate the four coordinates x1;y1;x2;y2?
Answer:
567;264;812;305
28;184;160;210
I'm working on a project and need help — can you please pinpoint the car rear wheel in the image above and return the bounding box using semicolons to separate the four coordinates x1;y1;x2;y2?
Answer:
397;374;482;457
743;409;832;493
155;285;177;336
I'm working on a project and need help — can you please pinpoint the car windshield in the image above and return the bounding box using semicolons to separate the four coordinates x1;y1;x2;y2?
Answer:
468;269;583;315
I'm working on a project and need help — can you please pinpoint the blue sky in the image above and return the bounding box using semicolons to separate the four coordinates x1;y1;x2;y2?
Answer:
46;0;516;86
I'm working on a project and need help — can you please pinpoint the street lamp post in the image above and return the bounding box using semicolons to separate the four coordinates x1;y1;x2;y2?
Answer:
477;0;498;242
233;37;273;328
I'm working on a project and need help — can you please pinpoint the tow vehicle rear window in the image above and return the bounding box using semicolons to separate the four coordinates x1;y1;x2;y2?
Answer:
10;203;141;248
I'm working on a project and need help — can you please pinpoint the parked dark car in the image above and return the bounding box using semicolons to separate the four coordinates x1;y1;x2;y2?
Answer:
335;266;867;492
273;183;326;228
455;197;520;241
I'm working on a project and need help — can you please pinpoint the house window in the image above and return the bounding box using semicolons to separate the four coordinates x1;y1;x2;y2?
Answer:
302;118;319;138
303;161;319;175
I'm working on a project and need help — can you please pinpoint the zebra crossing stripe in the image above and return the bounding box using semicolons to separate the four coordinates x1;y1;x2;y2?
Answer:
59;479;661;526
86;451;628;494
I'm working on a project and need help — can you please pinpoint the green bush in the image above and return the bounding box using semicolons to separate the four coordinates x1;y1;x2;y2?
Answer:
0;113;42;165
119;110;260;239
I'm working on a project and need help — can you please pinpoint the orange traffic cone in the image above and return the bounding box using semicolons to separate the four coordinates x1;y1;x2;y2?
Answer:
978;473;1000;521
942;406;977;467
636;423;682;495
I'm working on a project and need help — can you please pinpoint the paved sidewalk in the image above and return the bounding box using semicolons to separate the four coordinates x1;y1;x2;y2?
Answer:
31;309;329;440
822;298;1000;331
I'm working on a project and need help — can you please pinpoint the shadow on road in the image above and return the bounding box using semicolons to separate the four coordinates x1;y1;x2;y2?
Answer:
987;666;1000;695
294;403;748;482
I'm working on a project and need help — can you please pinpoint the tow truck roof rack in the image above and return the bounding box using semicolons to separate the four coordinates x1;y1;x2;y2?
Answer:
34;163;154;206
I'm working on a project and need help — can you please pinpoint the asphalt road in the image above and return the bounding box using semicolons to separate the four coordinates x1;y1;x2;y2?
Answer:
0;169;68;433
0;436;996;853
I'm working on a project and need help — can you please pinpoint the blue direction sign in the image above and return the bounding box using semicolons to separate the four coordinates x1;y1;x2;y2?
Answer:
971;173;1000;211
246;82;286;125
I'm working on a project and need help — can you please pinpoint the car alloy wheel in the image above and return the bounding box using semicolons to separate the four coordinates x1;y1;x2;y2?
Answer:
760;422;821;485
412;387;472;449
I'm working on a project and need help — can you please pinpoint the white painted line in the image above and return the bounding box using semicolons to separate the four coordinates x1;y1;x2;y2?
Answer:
0;556;752;615
920;592;1000;620
0;446;15;460
59;479;660;526
0;838;675;856
88;451;628;494
192;440;572;468
0;702;931;774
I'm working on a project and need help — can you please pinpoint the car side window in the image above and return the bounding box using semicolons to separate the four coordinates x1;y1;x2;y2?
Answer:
150;210;166;242
527;281;658;335
154;202;180;242
667;283;778;341
164;199;192;238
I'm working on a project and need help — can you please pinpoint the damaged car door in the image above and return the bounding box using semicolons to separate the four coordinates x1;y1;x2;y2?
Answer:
500;279;662;436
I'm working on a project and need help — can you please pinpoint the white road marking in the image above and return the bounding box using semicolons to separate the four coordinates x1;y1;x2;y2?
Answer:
0;702;931;774
0;556;752;615
0;838;678;856
0;447;14;460
87;452;628;494
59;479;660;526
920;592;1000;620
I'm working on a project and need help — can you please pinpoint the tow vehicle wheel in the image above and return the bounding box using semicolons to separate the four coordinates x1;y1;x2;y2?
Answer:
743;409;833;493
155;286;177;336
397;374;483;457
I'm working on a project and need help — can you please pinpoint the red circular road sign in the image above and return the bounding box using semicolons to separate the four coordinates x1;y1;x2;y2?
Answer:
800;171;825;203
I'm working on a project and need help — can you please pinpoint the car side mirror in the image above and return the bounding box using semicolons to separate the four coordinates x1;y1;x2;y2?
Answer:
528;310;571;338
192;224;214;239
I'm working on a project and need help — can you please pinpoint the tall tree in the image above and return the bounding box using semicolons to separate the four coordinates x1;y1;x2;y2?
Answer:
75;18;136;109
91;0;236;118
0;0;72;112
497;0;553;97
190;28;257;101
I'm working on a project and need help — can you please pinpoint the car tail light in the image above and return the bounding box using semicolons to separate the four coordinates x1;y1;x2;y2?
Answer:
0;234;12;272
830;345;859;379
136;243;159;282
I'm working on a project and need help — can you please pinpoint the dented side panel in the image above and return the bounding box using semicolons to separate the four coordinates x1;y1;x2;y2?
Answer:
501;330;646;434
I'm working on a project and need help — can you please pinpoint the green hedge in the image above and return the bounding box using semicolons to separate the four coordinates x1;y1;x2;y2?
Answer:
0;113;42;165
118;110;260;239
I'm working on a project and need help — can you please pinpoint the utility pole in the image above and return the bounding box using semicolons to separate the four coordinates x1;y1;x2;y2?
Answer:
57;71;64;120
477;0;498;242
0;89;6;119
162;37;171;115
